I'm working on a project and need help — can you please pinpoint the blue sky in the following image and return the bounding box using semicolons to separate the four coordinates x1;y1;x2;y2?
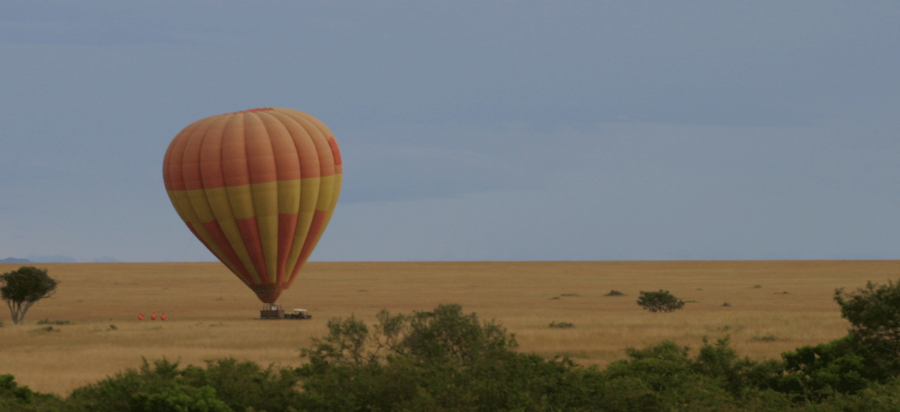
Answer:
1;1;898;262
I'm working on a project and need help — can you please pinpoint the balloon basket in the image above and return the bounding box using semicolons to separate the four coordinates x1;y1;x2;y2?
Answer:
259;303;312;320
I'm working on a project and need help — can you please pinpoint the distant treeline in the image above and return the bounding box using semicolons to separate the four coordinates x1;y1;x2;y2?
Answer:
0;258;31;264
4;298;900;411
0;256;121;263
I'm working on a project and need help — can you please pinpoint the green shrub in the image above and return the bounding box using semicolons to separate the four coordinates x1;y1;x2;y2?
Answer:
0;375;36;405
750;335;779;342
605;341;738;410
128;385;231;412
30;326;57;333
36;319;71;325
297;304;585;412
301;304;518;369
835;278;900;375
813;377;900;411
67;358;301;412
637;290;685;312
776;335;874;401
0;374;63;411
692;337;785;399
301;314;375;366
181;359;302;412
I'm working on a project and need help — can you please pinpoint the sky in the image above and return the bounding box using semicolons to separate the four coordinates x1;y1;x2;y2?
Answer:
0;1;898;263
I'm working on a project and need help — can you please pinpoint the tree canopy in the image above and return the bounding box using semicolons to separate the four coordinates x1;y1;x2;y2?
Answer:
834;279;900;374
0;266;58;324
637;289;685;312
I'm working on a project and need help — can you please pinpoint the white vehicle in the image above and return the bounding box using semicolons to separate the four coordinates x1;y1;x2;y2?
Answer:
289;309;312;319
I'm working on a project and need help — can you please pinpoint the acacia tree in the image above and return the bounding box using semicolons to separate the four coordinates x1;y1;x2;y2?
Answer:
0;266;58;324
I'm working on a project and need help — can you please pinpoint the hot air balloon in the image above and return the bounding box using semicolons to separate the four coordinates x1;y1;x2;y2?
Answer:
163;108;342;303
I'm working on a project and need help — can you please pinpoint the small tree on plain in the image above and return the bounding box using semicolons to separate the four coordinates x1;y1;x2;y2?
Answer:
637;290;685;312
0;266;59;324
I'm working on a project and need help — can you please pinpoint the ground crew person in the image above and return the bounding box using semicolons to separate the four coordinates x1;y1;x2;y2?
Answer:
151;312;157;320
138;313;144;321
161;313;166;321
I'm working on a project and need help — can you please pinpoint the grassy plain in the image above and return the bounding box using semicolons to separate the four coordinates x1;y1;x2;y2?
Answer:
0;260;897;396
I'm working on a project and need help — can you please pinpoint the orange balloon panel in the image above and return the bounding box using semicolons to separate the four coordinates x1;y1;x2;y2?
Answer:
163;108;342;303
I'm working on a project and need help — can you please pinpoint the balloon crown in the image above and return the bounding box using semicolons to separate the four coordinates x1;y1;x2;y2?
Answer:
229;107;273;114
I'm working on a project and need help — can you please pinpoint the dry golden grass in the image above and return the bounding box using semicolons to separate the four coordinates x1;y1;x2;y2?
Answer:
0;260;897;396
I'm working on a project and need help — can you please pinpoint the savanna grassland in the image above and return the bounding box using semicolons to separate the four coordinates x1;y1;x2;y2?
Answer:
0;260;897;396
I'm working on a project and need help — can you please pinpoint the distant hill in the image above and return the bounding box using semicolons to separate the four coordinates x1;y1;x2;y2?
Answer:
26;255;78;263
0;257;32;263
1;256;121;263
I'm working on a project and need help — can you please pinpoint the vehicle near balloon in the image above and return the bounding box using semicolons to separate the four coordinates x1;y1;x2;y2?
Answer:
289;308;312;319
259;304;312;320
163;108;342;309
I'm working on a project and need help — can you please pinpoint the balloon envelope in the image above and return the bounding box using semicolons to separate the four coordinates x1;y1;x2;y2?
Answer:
163;108;342;303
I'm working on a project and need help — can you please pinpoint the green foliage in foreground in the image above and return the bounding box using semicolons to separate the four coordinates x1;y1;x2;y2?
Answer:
66;358;302;412
8;335;900;411
0;374;64;412
835;279;900;373
7;287;900;411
